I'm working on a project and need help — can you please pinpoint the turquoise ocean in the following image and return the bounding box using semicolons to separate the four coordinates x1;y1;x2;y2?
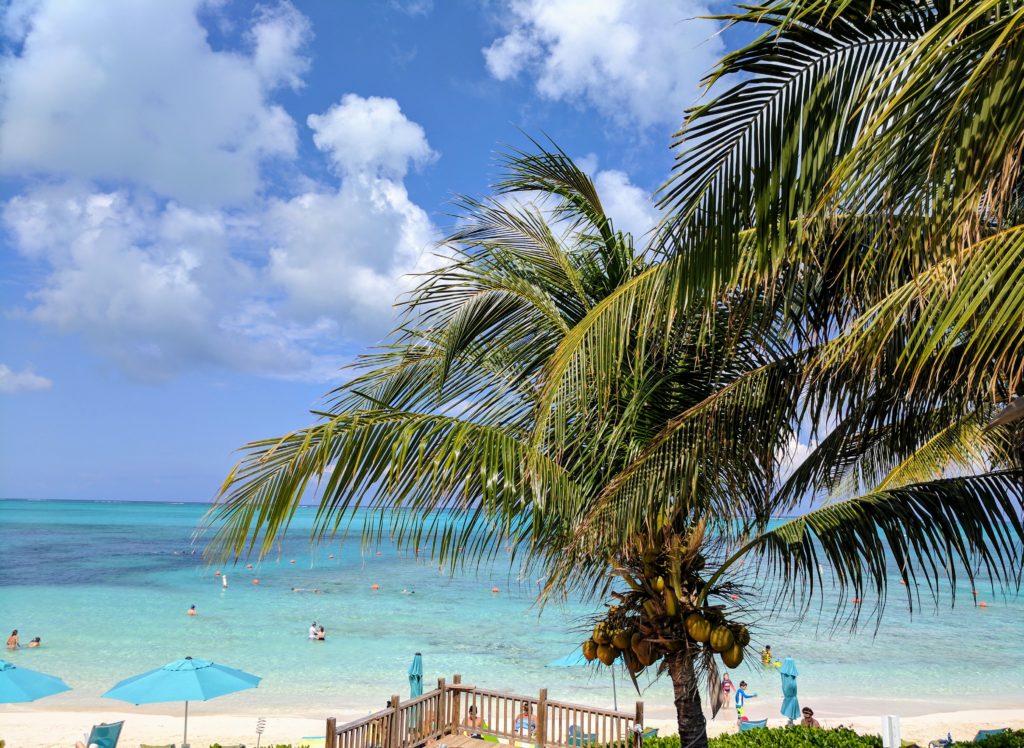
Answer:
1;500;1022;722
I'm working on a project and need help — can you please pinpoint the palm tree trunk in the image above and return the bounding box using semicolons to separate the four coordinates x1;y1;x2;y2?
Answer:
666;649;707;748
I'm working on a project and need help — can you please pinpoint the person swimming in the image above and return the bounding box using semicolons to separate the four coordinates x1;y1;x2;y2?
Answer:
27;637;41;648
187;605;197;617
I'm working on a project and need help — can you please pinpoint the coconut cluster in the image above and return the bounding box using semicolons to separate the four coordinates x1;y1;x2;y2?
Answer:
579;551;749;674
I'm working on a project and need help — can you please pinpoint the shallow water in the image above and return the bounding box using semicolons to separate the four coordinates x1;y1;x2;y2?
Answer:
1;500;1021;720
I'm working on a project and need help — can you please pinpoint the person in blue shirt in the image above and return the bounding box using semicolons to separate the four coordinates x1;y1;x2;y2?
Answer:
735;681;757;722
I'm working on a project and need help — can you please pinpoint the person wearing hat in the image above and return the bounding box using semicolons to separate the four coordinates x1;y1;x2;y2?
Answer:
801;707;820;728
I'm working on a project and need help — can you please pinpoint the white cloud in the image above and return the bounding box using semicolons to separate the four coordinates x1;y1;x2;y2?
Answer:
308;94;438;179
592;169;658;243
0;364;52;393
1;95;441;381
270;95;441;335
483;0;724;129
250;2;313;91
0;0;309;205
2;187;326;381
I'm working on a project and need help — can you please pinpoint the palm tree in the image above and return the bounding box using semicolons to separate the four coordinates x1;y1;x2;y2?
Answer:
209;147;1023;748
659;0;1024;426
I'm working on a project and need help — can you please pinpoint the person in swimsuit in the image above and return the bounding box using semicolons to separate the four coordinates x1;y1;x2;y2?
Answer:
734;681;757;722
721;673;733;706
801;707;820;728
6;630;18;649
514;702;536;745
27;637;41;648
187;605;197;616
317;625;326;640
760;645;772;665
466;704;483;738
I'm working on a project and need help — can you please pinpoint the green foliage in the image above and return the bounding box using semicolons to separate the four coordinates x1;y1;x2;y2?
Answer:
645;727;883;748
952;730;1024;747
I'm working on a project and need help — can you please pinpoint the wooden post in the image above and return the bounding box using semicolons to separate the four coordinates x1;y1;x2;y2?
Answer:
634;702;644;748
326;717;337;748
452;674;463;734
389;694;402;748
536;688;548;748
438;677;447;736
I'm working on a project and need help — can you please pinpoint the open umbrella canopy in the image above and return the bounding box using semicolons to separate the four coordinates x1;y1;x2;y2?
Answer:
408;653;423;699
103;657;260;704
779;656;800;721
0;659;71;703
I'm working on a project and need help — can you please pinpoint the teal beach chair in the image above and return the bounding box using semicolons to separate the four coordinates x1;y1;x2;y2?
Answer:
739;719;768;731
85;721;124;748
641;728;659;740
975;729;1010;742
568;725;597;746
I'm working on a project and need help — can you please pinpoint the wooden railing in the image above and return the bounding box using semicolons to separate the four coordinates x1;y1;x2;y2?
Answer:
326;675;643;748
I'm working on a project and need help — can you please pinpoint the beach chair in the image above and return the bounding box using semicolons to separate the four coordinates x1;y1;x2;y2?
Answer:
641;728;659;741
568;725;598;746
975;729;1010;742
84;721;124;748
739;719;768;731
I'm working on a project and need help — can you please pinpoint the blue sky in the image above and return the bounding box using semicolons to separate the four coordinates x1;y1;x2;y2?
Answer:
0;0;746;501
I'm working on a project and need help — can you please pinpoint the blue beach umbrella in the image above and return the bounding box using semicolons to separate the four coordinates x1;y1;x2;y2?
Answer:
547;650;617;711
779;657;800;722
103;656;260;747
408;652;423;698
0;659;71;703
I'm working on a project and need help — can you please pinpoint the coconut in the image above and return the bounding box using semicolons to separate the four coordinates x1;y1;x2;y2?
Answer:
684;612;711;643
582;640;598;662
612;630;632;650
733;624;751;647
593;623;611;645
597;644;618;666
721;643;744;668
709;625;736;653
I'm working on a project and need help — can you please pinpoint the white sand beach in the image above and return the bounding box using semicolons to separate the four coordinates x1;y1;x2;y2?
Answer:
2;705;1022;748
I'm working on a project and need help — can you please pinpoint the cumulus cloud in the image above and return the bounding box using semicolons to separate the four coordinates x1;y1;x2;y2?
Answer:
483;0;724;129
0;0;309;205
270;95;441;333
2;187;326;381
1;92;441;382
0;364;52;393
308;94;438;179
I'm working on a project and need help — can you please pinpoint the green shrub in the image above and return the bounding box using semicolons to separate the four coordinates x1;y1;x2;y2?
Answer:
952;730;1024;748
645;727;883;748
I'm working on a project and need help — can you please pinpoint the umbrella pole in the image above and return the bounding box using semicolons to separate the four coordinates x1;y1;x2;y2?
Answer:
184;700;189;747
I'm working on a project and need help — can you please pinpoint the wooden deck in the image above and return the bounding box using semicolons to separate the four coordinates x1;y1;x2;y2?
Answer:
324;674;643;748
